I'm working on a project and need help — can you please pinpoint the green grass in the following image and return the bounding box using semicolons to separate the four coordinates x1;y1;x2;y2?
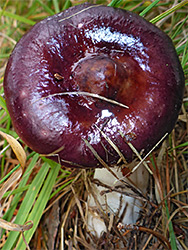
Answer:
0;0;188;249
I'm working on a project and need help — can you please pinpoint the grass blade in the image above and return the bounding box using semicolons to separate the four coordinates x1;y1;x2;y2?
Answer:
150;0;188;24
2;161;49;250
16;162;61;249
0;10;35;25
2;154;39;224
181;39;188;69
165;200;177;250
36;0;55;15
108;0;122;7
53;0;60;13
63;0;72;10
139;0;160;17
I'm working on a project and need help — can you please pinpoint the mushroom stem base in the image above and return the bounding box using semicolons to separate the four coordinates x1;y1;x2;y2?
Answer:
87;165;149;238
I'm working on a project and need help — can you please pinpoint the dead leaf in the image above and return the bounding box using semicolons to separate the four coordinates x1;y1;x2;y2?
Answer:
0;168;22;201
0;131;26;168
0;218;33;231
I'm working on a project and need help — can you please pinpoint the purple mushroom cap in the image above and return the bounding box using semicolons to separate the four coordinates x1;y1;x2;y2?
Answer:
4;3;185;168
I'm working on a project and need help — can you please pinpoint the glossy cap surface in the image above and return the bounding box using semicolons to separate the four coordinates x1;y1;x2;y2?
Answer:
4;3;185;168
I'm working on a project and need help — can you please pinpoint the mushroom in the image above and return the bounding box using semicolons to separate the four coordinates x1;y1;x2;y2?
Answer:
4;3;184;238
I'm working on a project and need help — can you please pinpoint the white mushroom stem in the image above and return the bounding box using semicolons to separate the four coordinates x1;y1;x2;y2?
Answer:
87;164;149;237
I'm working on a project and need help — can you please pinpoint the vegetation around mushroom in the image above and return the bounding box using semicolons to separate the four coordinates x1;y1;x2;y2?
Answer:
0;1;188;249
